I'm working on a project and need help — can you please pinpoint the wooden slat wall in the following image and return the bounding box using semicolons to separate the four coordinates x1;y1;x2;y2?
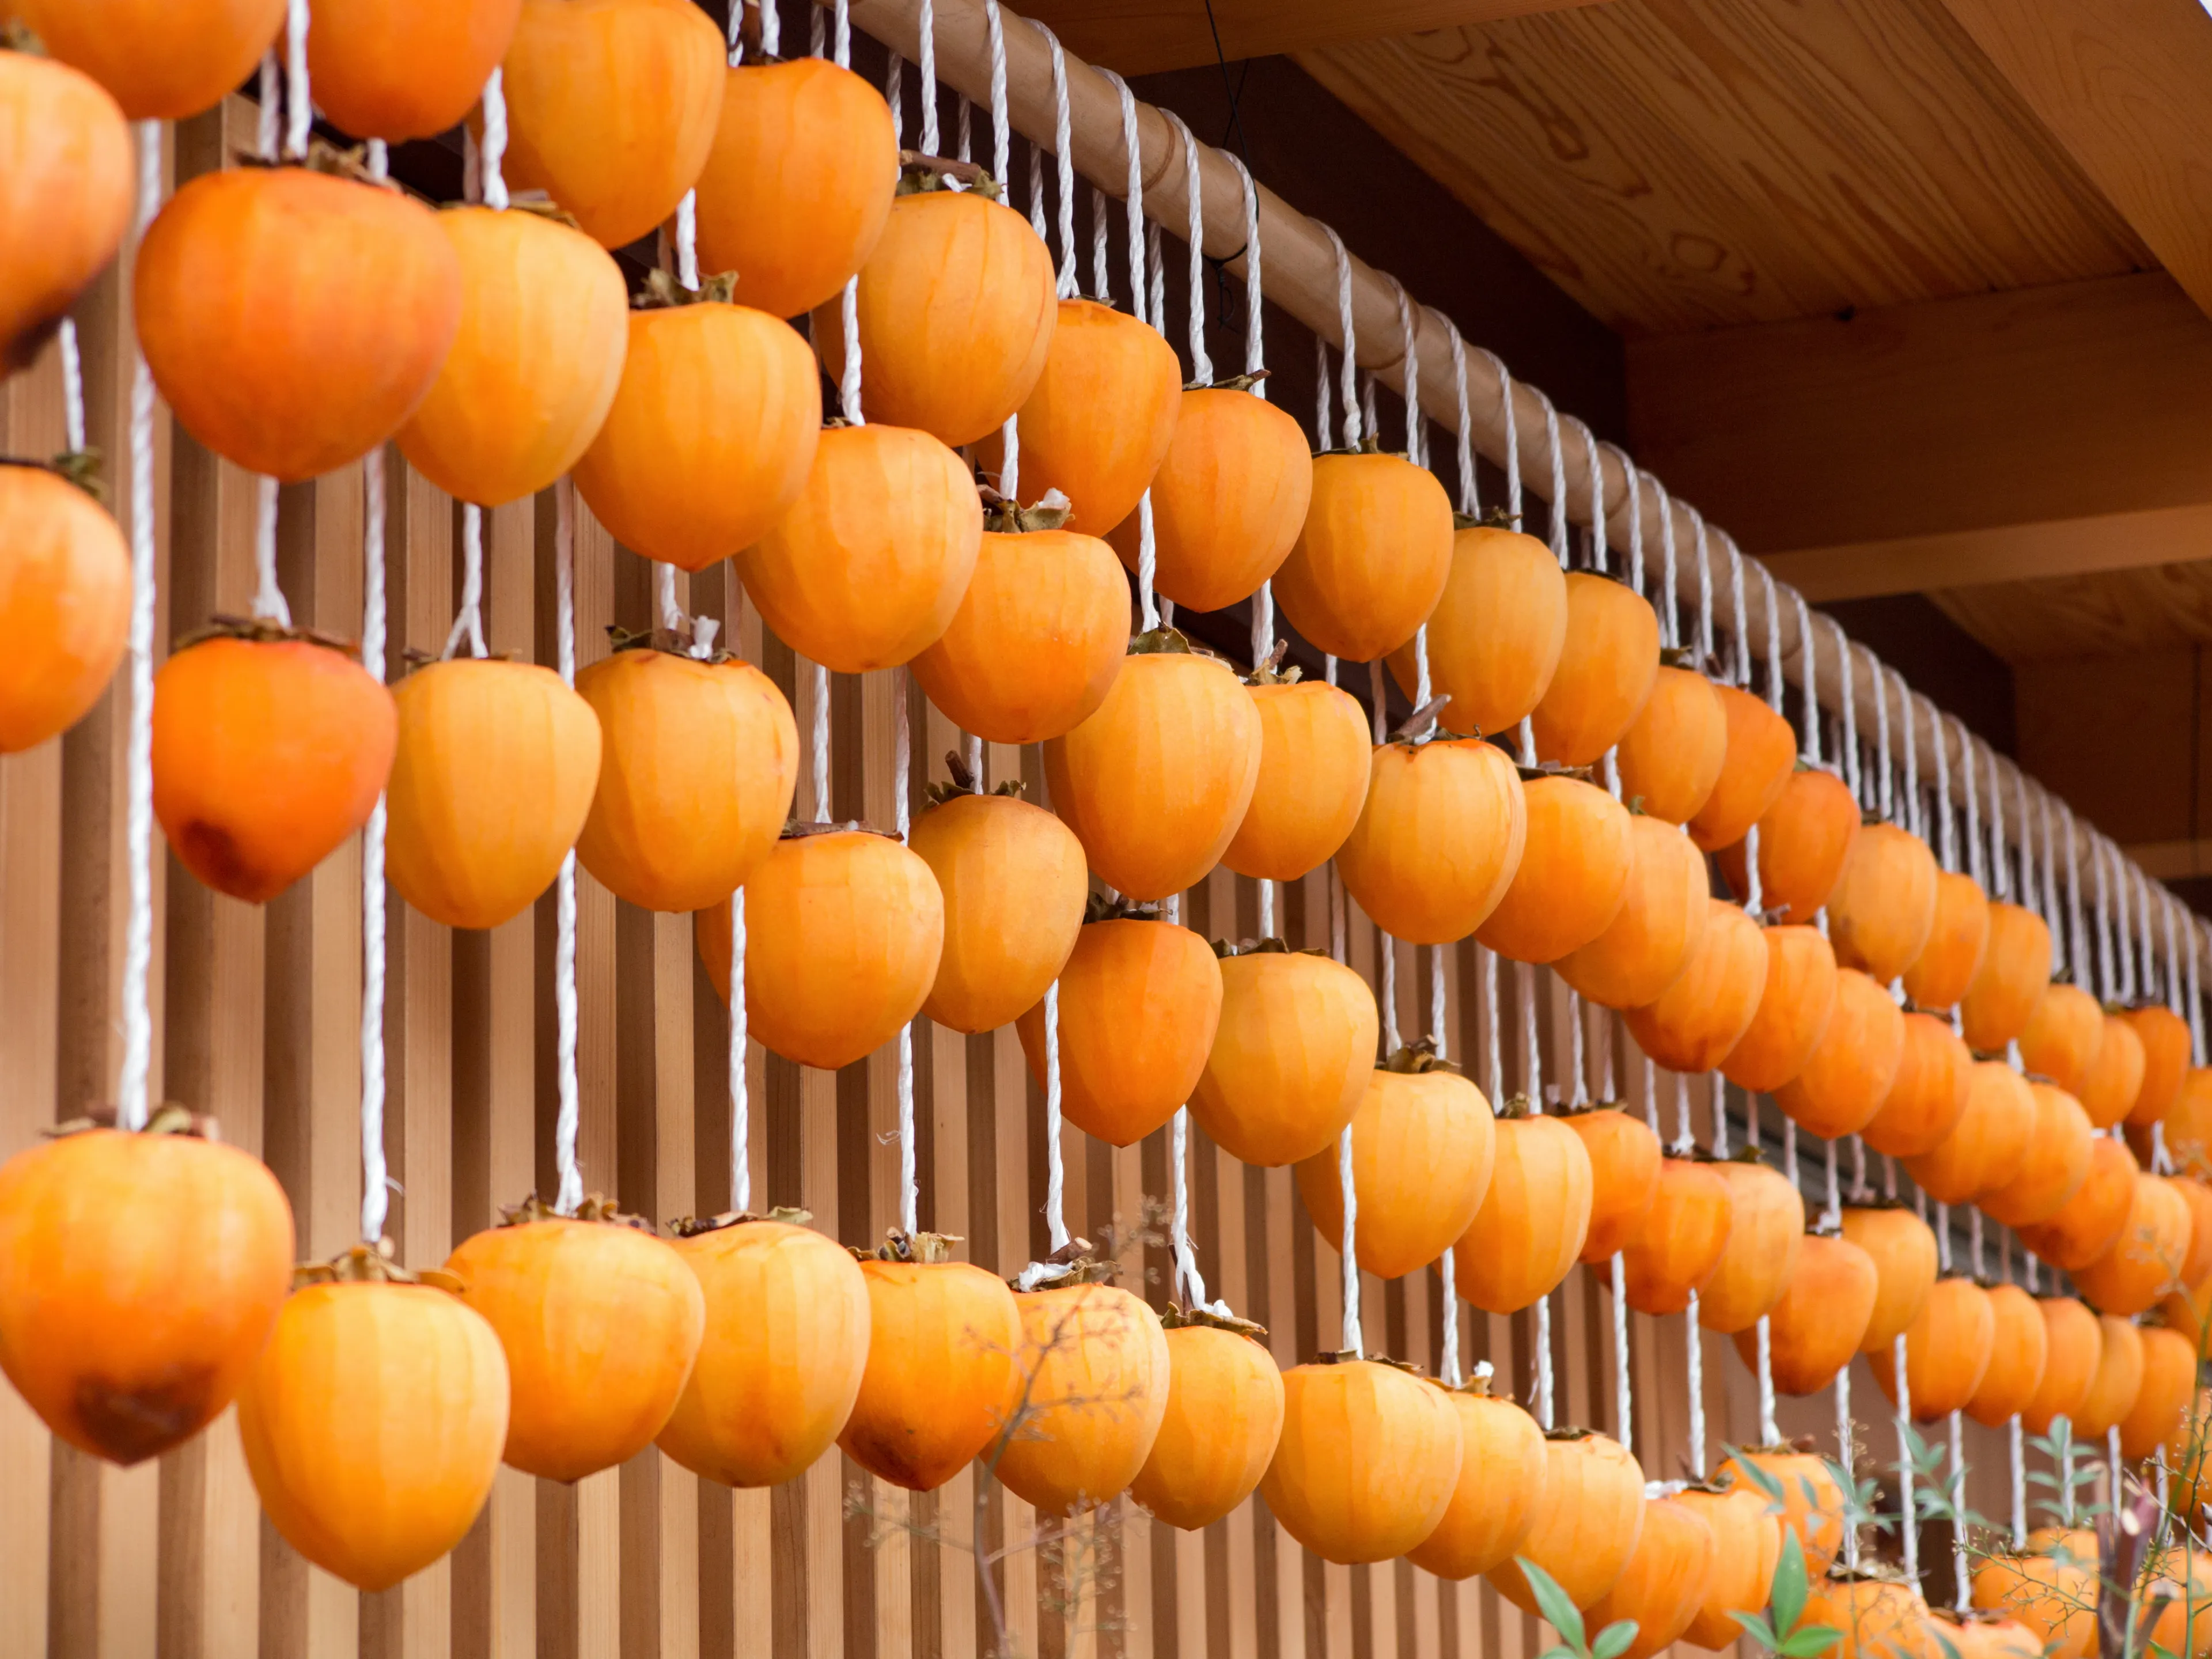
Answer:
0;105;2041;1659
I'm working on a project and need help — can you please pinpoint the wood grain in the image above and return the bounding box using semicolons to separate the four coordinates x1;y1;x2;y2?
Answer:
1009;0;1600;75
1300;0;2149;335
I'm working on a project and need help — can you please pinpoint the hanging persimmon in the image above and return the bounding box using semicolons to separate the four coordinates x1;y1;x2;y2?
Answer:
1965;1283;2050;1429
1191;944;1377;1166
1869;1275;1995;1419
1900;869;1990;1011
1558;813;1710;1010
0;1116;292;1465
908;786;1086;1035
1453;1108;1593;1313
1271;450;1455;663
979;298;1181;538
1387;522;1566;736
2020;1134;2139;1271
2074;1172;2192;1315
1130;386;1315;613
909;501;1127;746
1405;1376;1547;1579
1043;638;1262;902
657;1214;871;1487
0;51;130;373
2077;1009;2147;1130
1936;1611;2045;1659
153;627;397;904
2072;1313;2145;1441
1684;687;1796;851
397;207;628;509
384;659;602;931
498;0;724;249
1296;1047;1496;1278
1858;1012;1972;1159
1623;898;1770;1073
1528;573;1660;767
815;183;1057;448
1980;1081;2093;1228
1725;1449;1846;1574
443;1196;704;1482
1740;1228;1877;1395
1960;902;2054;1051
1585;1497;1718;1659
238;1252;509;1592
1824;821;1939;983
1620;1156;1734;1316
1903;1059;2034;1204
2138;1545;2212;1659
1838;1203;1938;1351
1487;1429;1646;1612
1015;912;1222;1147
2018;1297;2099;1435
1973;1535;2096;1659
994;1282;1171;1516
2168;1069;2212;1176
1715;765;1858;925
1262;1354;1462;1564
2119;1325;2196;1459
1675;1478;1782;1651
2124;1003;2192;1127
705;828;943;1071
2172;1176;2212;1289
1697;1156;1805;1333
1615;662;1728;825
1334;733;1525;943
1717;922;1838;1093
1564;1105;1662;1263
0;465;130;752
1130;1311;1286;1531
1771;968;1906;1140
692;56;898;320
1221;671;1374;885
836;1234;1020;1493
1476;772;1633;963
573;644;797;913
1802;1575;1934;1659
2017;982;2104;1096
308;0;521;141
135;164;462;481
575;286;822;574
13;0;282;120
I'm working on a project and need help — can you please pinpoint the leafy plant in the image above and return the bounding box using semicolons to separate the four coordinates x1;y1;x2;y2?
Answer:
1517;1554;1639;1659
1730;1528;1842;1658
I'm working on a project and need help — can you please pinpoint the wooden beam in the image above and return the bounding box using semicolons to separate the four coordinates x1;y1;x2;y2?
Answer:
1006;0;1603;75
1628;270;2212;598
1936;0;2212;324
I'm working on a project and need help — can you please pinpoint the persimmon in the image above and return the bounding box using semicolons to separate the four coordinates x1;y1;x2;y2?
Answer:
1118;387;1313;613
2077;1010;2147;1130
2018;1298;2099;1436
1529;573;1660;767
14;0;283;119
573;646;797;913
1191;945;1377;1166
1453;1110;1593;1313
1222;676;1374;884
1740;1229;1876;1394
398;207;629;508
1676;1478;1783;1650
444;1198;704;1481
1717;922;1838;1092
1964;1283;2049;1427
1387;522;1566;736
1961;902;2055;1052
1564;1105;1662;1263
135;165;462;480
1558;813;1710;1009
2072;1314;2144;1441
1334;733;1525;942
308;0;522;140
1839;1204;1938;1351
1717;764;1857;925
1869;1275;1995;1419
1615;664;1726;825
1273;451;1454;662
2120;1325;2196;1459
0;52;130;373
1130;1313;1286;1531
1903;1060;2034;1203
1803;1575;1935;1659
1825;822;1939;984
1488;1430;1646;1611
816;185;1057;448
1858;1012;1972;1159
1264;1355;1462;1564
2126;1003;2192;1127
1772;968;1906;1140
1684;687;1795;852
153;630;397;904
908;789;1085;1035
1620;1156;1734;1316
1973;1536;2095;1659
498;0;725;249
2073;1172;2194;1315
2019;982;2104;1097
1697;1157;1805;1333
2020;1135;2139;1271
692;57;898;319
1980;1081;2094;1228
1726;1449;1846;1574
1476;772;1633;963
995;1283;1170;1516
384;658;601;930
0;465;130;751
1016;915;1222;1147
0;1118;292;1464
1406;1377;1547;1579
1585;1497;1718;1659
1624;899;1771;1073
1900;869;1990;1011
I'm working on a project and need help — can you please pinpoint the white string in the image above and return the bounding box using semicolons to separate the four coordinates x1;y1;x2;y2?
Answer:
1611;453;1644;594
249;478;290;627
1895;1335;1916;1579
1686;1287;1706;1473
283;0;310;160
1482;349;1521;524
1338;1123;1362;1355
1830;619;1861;803
1165;112;1210;385
889;671;918;1234
552;480;582;1214
1483;946;1502;1108
2191;910;2207;1064
2092;820;2115;1001
832;0;849;66
1520;960;1543;1106
56;320;84;456
2043;793;2067;978
1031;25;1076;297
1322;228;1359;449
728;889;751;1213
913;0;938;154
1837;1359;1857;1568
1538;391;1568;567
808;660;830;819
1448;321;1475;514
1892;671;1918;838
1361;372;1378;451
1985;749;2009;902
1728;538;1751;687
1612;1251;1632;1455
441;507;490;660
1315;338;1331;452
1650;474;1680;647
480;69;509;210
1760;567;1783;712
1756;1317;1779;1444
358;416;389;1242
1392;283;1423;467
2010;1415;2028;1547
2166;893;2186;1017
1577;422;1605;573
1692;509;1715;665
1794;593;1822;764
258;51;279;160
1950;1411;1969;1608
115;121;162;1133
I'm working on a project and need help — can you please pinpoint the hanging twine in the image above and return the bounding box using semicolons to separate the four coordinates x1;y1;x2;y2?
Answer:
1536;391;1568;568
1828;618;1862;805
547;482;584;1213
1691;508;1715;667
1862;646;1894;824
1573;422;1605;574
1793;593;1822;765
892;674;919;1236
1482;946;1503;1108
1891;671;1919;838
1613;450;1646;596
1759;566;1783;713
1446;321;1476;517
1651;474;1680;650
1727;538;1752;688
283;0;310;160
1317;228;1359;449
56;320;85;457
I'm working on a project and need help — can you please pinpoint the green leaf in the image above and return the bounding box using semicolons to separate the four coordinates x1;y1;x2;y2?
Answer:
1929;1626;1963;1659
1727;1446;1787;1508
1779;1624;1843;1658
1729;1611;1781;1648
1771;1529;1809;1637
1590;1620;1639;1659
1517;1557;1589;1655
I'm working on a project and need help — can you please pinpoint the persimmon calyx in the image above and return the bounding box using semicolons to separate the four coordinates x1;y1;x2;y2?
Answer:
496;1191;654;1230
668;1205;815;1237
294;1238;463;1293
1162;1301;1269;1342
45;1101;220;1140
